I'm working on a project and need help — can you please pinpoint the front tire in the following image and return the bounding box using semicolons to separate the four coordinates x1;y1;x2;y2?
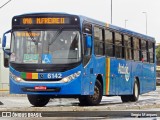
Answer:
79;80;102;106
27;95;50;107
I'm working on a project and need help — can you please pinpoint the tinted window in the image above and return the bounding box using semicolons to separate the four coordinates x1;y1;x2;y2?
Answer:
115;33;122;46
115;33;122;58
124;35;132;59
141;40;147;62
148;41;154;63
133;38;140;61
94;27;104;56
105;30;114;56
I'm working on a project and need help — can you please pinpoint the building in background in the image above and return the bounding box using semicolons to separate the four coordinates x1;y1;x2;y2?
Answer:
0;38;9;91
156;43;160;85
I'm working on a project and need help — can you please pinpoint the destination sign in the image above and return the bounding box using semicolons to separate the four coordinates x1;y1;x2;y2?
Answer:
16;32;40;37
20;17;70;25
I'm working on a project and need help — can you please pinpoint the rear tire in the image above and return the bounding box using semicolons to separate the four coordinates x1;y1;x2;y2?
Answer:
27;95;50;107
79;80;102;106
121;80;139;102
130;80;139;102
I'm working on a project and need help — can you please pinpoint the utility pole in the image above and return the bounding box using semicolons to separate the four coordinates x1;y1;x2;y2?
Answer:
125;19;128;28
111;0;112;24
142;12;148;35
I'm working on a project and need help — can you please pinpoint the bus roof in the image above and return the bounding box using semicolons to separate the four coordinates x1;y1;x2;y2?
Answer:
13;12;155;42
79;15;155;42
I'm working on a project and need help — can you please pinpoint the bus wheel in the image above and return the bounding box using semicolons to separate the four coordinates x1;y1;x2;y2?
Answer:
130;80;139;102
27;95;50;107
78;80;102;106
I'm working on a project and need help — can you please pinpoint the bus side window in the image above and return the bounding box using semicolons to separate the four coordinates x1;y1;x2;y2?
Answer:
94;27;104;56
115;32;122;58
148;41;154;63
133;37;140;61
124;35;131;60
141;39;147;62
105;29;114;57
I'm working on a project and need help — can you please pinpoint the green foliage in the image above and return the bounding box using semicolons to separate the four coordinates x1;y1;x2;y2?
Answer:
156;45;160;61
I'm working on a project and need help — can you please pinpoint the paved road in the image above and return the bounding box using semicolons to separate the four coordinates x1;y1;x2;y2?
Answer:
0;87;160;119
0;86;160;112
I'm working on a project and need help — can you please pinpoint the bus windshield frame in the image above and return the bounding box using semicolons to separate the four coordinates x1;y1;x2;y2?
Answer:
10;28;82;65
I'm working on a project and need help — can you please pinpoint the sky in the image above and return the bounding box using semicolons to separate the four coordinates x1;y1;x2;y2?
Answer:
0;0;160;43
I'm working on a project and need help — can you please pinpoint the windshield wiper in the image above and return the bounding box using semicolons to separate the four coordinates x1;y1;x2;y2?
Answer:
48;27;63;46
26;28;40;45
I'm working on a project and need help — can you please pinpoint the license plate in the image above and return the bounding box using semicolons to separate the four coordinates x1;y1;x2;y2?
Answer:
34;86;47;90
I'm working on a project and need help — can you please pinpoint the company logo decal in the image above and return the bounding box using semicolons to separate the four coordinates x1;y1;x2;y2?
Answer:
118;63;130;81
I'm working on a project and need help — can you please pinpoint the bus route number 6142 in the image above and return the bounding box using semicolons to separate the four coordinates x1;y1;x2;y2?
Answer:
47;73;62;79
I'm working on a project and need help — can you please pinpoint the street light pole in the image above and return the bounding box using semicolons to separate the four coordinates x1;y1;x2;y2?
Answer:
111;0;112;24
125;19;128;28
142;12;148;35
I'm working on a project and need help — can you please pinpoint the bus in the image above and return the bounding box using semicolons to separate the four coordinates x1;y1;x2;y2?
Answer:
2;13;156;107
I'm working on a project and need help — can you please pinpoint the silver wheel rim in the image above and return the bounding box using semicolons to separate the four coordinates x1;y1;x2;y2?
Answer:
134;82;138;98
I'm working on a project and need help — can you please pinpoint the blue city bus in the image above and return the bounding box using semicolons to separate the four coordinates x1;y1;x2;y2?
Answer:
2;13;156;107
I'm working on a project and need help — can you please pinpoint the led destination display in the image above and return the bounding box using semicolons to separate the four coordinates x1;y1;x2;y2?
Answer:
22;17;69;25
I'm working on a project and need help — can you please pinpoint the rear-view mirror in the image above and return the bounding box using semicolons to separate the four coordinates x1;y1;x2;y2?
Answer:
85;36;92;48
2;35;6;48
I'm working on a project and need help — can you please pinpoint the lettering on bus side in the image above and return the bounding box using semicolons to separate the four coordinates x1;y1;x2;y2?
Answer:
118;63;130;81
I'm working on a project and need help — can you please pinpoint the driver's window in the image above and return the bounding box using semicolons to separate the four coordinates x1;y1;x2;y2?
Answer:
82;23;92;56
82;23;92;66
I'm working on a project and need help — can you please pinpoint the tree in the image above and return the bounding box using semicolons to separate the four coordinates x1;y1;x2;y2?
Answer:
156;45;160;61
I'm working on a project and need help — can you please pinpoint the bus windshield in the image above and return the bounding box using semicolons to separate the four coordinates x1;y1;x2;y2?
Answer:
10;30;81;64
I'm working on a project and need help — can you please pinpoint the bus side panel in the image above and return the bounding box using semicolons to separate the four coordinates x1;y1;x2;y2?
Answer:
107;58;116;95
141;63;156;94
82;56;95;95
108;58;132;95
117;59;132;95
92;56;106;94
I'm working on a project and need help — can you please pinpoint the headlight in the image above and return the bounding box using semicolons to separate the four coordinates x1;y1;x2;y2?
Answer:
10;72;23;82
61;71;81;83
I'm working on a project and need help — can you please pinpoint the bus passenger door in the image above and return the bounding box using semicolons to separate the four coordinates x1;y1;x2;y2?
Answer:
108;58;116;95
82;34;93;95
81;23;94;95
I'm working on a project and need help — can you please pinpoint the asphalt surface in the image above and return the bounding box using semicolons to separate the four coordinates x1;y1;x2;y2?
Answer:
0;86;160;119
0;86;160;111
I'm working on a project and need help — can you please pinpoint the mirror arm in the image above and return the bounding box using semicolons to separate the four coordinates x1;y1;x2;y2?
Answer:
4;29;12;35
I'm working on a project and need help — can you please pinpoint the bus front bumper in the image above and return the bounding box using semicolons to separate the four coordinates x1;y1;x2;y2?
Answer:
10;77;82;95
